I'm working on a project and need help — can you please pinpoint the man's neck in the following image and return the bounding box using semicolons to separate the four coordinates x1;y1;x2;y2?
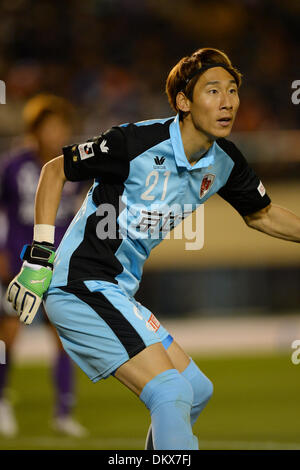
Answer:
179;116;213;165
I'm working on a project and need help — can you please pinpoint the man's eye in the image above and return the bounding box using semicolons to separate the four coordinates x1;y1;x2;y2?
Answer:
229;88;237;94
208;89;218;94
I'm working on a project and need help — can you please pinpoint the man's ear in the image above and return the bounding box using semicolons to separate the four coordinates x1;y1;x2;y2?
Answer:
176;92;191;113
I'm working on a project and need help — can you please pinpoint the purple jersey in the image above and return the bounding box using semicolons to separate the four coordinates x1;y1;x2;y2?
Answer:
0;147;84;276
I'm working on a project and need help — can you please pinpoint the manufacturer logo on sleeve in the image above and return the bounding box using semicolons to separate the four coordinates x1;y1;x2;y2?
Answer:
200;174;215;199
100;139;109;153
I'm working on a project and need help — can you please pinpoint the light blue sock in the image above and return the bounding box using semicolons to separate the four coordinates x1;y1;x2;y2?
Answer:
144;361;213;449
140;368;198;450
181;359;213;426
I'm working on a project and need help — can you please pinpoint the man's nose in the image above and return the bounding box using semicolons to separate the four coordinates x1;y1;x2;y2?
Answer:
220;93;233;109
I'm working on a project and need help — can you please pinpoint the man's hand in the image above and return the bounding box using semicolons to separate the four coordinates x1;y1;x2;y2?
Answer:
6;242;55;325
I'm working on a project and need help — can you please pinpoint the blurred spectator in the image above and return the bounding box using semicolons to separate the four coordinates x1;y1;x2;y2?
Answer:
0;93;88;437
0;0;299;139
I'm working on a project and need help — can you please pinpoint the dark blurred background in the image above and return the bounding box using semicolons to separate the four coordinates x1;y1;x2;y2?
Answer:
1;0;300;134
1;0;300;317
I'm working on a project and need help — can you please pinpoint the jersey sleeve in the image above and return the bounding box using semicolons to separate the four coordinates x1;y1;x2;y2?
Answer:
217;139;271;216
63;126;129;183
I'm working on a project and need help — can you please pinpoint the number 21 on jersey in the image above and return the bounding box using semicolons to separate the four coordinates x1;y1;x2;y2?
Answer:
141;170;170;201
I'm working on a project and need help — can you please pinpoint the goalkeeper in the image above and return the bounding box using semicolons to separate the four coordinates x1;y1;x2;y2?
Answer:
6;48;300;450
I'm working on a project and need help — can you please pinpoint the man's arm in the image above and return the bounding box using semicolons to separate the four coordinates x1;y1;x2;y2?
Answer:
244;203;300;243
35;155;66;229
6;155;66;324
7;128;129;324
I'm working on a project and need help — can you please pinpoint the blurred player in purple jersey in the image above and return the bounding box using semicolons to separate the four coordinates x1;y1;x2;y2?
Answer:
0;94;88;437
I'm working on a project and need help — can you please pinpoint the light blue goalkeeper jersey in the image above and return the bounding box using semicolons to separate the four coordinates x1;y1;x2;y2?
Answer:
49;115;270;297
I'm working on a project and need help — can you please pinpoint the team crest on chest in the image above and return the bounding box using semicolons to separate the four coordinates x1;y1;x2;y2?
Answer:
200;174;215;199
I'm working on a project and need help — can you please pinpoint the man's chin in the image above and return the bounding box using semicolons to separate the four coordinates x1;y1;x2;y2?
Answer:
211;125;233;140
196;123;233;142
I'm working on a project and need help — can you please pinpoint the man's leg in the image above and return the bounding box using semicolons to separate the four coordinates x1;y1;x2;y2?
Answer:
45;282;197;449
115;342;198;450
145;340;213;449
168;341;213;424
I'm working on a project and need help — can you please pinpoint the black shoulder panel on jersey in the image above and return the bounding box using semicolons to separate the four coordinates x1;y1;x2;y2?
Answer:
216;138;271;216
216;138;246;171
63;127;129;183
120;119;173;161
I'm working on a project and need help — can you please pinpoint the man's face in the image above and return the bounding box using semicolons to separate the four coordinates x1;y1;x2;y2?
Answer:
186;67;240;139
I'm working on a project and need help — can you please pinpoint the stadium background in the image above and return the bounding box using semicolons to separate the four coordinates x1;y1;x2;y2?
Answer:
0;0;300;450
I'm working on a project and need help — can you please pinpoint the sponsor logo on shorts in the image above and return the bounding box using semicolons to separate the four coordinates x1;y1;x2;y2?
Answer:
146;313;160;332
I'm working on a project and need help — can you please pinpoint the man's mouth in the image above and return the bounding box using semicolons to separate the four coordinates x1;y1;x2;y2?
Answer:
217;117;232;127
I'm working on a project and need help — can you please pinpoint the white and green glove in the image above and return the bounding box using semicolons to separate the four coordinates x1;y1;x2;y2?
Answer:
6;242;55;325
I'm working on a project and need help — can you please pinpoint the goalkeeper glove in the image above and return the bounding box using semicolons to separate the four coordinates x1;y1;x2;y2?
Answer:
6;242;55;325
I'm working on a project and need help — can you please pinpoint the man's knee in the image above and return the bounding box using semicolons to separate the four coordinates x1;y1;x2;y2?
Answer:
140;369;198;450
140;368;193;411
182;360;213;406
197;374;213;405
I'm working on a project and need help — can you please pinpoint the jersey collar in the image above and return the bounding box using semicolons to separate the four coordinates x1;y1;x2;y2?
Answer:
169;114;215;170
